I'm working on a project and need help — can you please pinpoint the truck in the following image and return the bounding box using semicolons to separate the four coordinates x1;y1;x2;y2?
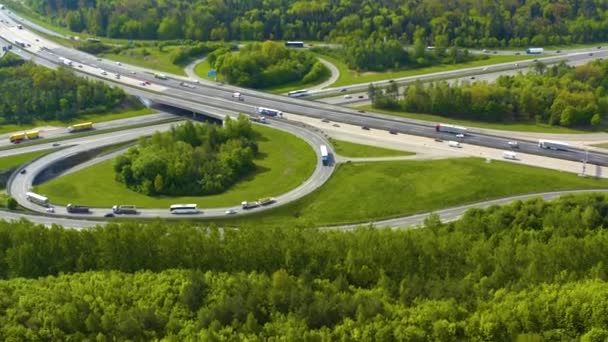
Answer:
112;205;137;214
538;139;569;151
14;40;25;48
17;24;22;30
66;204;90;213
526;48;544;54
154;73;168;80
435;123;467;135
241;201;259;209
68;122;93;132
448;141;462;148
256;107;282;117
25;130;39;139
59;57;73;67
320;145;329;165
258;197;276;206
9;130;39;143
232;92;244;101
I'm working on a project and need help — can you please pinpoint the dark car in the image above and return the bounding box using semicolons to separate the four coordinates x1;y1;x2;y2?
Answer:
358;95;365;99
20;169;26;174
361;126;370;130
340;88;347;92
52;143;60;147
321;118;330;123
389;130;398;135
358;110;366;113
434;138;443;142
104;213;115;218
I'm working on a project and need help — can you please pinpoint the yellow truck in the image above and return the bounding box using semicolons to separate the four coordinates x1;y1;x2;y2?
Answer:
68;122;93;133
25;130;39;139
9;132;26;143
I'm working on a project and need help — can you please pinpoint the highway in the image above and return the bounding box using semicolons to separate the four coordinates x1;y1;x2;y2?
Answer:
1;8;607;228
7;115;335;219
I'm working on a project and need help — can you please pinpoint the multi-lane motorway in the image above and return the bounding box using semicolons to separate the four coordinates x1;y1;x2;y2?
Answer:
1;7;608;227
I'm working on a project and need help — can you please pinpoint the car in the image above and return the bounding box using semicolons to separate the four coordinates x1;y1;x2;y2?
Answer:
340;88;347;92
389;130;398;135
321;118;330;123
589;53;594;56
533;59;538;62
52;143;60;147
131;71;136;74
362;126;370;130
482;49;489;53
20;169;26;174
344;95;352;99
389;79;395;83
598;46;602;49
101;70;107;75
470;76;476;80
434;138;443;142
225;209;237;215
358;110;366;113
508;141;519;148
144;81;151;85
104;213;115;218
482;67;488;71
515;52;520;55
456;133;464;138
116;62;121;65
332;123;340;127
45;207;54;213
35;38;39;42
140;82;146;86
97;58;102;61
78;64;83;68
515;63;519;67
358;95;365;99
556;50;561;53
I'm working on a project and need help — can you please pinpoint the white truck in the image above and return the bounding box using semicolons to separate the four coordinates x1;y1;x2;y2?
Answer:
435;123;467;135
241;201;259;209
232;92;244;101
59;57;73;67
112;205;137;214
526;48;544;54
538;139;569;151
250;116;267;124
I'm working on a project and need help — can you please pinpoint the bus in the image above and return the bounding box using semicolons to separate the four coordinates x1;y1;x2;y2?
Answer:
26;192;49;207
287;89;309;98
68;122;93;133
169;204;199;214
285;41;305;48
256;107;283;117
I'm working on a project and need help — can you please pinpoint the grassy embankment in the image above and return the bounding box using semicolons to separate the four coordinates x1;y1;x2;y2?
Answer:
358;105;593;134
208;157;608;227
35;125;317;208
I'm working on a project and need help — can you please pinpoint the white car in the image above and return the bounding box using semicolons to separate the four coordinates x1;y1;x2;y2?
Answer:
225;209;237;215
45;207;55;213
456;134;464;138
116;62;121;66
343;94;352;99
508;141;519;148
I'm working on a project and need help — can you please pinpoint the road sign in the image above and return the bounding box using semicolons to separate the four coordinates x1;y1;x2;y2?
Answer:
207;70;217;77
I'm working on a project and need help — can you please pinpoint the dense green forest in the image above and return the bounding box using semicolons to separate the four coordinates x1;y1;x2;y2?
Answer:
17;0;608;46
212;41;327;88
371;60;608;127
0;58;130;124
114;117;258;195
1;193;608;339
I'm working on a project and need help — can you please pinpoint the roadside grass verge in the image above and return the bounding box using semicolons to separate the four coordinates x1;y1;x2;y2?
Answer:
0;117;182;152
314;53;538;88
34;125;317;208
0;107;155;135
331;139;414;158
209;157;608;227
358;105;595;134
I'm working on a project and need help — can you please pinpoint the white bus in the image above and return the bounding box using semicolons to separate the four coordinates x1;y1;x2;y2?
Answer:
169;204;198;214
287;89;309;98
26;192;49;207
256;107;283;117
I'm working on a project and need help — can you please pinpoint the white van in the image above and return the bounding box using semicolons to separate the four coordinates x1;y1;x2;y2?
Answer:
448;141;461;148
503;151;517;160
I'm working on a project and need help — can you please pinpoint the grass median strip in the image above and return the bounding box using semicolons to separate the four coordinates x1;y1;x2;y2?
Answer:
209;157;608;227
34;124;316;208
331;139;414;158
0;117;182;152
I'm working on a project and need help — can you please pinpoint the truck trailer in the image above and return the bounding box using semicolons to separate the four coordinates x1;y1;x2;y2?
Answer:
320;145;329;165
526;48;544;54
538;139;569;151
112;205;137;214
66;204;90;213
435;123;468;135
241;201;259;209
